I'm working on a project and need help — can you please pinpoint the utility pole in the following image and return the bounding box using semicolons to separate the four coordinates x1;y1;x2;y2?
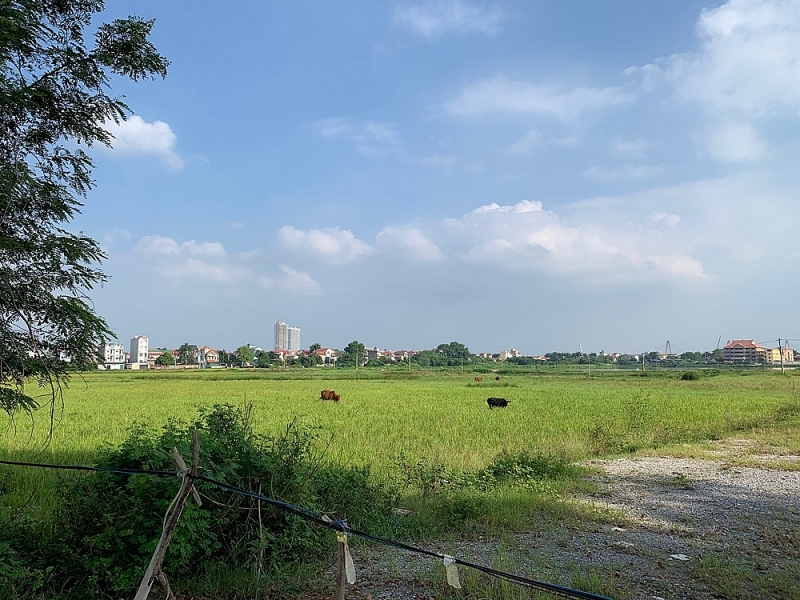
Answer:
779;338;785;374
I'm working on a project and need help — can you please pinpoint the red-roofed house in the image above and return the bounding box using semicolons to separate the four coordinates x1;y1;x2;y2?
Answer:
195;346;220;368
723;340;765;363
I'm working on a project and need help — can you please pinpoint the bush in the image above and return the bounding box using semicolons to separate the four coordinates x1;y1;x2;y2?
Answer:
681;370;702;381
18;404;397;598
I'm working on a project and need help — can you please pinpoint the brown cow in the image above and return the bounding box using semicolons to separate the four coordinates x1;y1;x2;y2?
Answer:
474;376;484;382
320;389;340;401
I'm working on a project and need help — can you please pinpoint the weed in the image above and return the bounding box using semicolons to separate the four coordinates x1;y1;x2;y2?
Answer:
669;472;695;490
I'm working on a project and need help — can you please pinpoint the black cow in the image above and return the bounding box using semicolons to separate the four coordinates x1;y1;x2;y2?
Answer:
487;397;509;409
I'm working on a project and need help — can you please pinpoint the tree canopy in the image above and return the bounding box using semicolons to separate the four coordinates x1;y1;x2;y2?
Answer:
0;1;169;416
337;341;365;368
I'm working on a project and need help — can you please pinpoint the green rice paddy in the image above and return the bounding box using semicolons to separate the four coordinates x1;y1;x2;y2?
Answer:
3;368;798;478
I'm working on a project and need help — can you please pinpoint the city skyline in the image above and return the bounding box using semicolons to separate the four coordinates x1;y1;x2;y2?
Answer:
100;326;796;359
81;0;800;356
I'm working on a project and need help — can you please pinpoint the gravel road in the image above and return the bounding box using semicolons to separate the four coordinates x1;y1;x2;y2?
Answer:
330;440;800;600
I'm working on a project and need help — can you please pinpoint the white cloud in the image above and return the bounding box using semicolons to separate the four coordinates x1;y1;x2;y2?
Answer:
551;134;582;147
419;153;456;169
442;199;706;280
312;117;351;137
445;77;634;120
612;137;648;158
704;121;768;161
134;235;249;282
135;236;225;257
651;212;681;227
375;227;446;261
136;234;180;255
629;0;800;115
278;226;374;263
394;0;504;39
312;118;400;157
101;228;132;249
131;234;324;298
103;115;185;169
276;265;320;293
585;164;664;182
507;129;542;154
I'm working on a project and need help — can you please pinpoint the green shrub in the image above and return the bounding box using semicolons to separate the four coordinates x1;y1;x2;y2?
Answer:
681;370;702;381
23;404;397;598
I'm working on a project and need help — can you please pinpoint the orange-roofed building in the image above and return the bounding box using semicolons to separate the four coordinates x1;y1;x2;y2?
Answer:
723;340;766;363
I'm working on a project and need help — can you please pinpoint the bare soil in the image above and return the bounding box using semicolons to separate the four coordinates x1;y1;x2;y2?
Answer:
327;439;800;600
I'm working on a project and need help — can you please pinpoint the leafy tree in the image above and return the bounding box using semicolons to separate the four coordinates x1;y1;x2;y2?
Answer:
338;341;365;368
178;343;196;365
305;343;322;367
435;341;472;362
413;349;448;368
507;356;536;366
253;349;271;369
217;349;233;367
235;345;254;367
0;1;168;416
154;352;174;366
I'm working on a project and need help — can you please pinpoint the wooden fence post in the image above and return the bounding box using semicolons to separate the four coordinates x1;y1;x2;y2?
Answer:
134;429;201;600
336;535;347;600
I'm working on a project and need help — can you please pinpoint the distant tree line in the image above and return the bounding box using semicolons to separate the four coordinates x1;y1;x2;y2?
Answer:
153;340;728;371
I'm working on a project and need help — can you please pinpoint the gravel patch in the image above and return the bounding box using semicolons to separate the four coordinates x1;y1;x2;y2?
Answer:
314;447;800;600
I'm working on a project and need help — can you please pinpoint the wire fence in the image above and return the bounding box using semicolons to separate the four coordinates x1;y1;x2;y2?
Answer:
0;439;613;600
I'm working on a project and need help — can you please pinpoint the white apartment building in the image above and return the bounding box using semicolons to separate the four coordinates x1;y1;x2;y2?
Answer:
274;320;301;352
99;342;126;369
129;335;149;365
287;325;301;352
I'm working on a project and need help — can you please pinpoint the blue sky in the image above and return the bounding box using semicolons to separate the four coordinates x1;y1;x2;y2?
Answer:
81;0;800;355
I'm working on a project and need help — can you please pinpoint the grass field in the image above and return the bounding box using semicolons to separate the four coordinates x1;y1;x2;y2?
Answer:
2;368;799;599
2;368;799;497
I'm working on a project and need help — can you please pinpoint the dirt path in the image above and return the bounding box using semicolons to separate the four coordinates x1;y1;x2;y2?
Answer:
336;440;800;600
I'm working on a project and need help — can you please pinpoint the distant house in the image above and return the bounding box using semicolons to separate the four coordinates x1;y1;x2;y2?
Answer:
147;351;164;368
723;340;765;363
313;347;336;364
764;345;795;365
195;346;220;368
392;350;416;362
129;335;149;369
98;342;126;370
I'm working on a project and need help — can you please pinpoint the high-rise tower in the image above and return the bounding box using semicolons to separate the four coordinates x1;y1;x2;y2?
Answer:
275;320;301;351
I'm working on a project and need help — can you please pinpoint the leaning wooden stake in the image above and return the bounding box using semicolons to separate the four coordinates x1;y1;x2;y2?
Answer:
134;429;201;600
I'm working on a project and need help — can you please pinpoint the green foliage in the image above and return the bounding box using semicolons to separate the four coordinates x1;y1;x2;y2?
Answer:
413;341;473;367
0;0;168;416
681;370;702;381
337;341;365;368
3;405;397;598
178;343;196;365
397;450;572;497
234;345;255;366
155;352;175;366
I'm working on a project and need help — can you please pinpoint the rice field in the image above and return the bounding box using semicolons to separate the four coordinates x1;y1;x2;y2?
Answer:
3;368;798;478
